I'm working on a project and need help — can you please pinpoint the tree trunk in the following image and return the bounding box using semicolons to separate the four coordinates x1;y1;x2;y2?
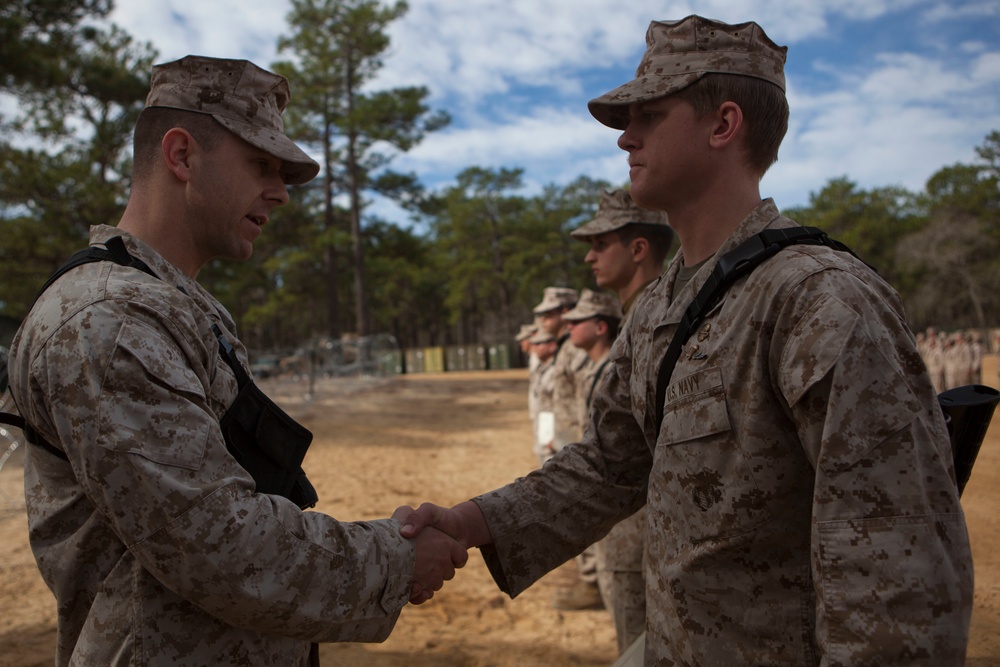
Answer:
349;130;369;336
323;118;340;339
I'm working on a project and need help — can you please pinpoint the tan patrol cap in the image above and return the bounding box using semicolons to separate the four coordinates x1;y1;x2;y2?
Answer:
571;189;668;239
145;55;320;185
589;15;787;130
562;288;623;322
515;323;539;342
533;287;579;315
529;330;557;344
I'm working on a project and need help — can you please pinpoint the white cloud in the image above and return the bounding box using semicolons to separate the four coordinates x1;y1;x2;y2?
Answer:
921;0;999;23
112;0;288;64
81;0;1000;215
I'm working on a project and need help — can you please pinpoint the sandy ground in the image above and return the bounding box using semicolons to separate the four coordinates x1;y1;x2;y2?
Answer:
0;368;998;666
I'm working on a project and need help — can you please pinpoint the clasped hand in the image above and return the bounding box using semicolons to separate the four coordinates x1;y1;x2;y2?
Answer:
392;503;469;605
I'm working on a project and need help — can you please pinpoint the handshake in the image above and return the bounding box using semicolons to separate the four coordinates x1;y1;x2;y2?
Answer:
391;500;492;604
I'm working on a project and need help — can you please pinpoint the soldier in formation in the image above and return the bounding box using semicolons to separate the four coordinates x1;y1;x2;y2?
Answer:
399;15;972;665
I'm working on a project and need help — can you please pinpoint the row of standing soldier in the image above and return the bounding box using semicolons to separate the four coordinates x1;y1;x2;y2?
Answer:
514;189;674;658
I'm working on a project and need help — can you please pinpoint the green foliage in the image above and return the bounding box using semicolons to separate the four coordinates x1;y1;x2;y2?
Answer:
425;168;608;341
0;0;113;95
0;7;154;320
783;176;925;288
894;134;1000;330
273;0;448;336
0;3;996;350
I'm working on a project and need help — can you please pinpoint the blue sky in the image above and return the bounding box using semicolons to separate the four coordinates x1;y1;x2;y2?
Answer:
106;0;1000;224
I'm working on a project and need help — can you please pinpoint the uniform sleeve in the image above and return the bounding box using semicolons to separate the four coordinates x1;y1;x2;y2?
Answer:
474;325;650;597
33;303;413;642
772;269;973;665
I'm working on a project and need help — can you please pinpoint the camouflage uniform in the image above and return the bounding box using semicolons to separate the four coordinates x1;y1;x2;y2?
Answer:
9;228;413;666
472;200;973;665
530;330;558;466
577;344;647;651
550;334;590;452
566;288;646;655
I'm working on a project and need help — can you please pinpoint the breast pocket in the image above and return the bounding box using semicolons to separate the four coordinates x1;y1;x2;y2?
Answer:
651;366;771;548
99;318;211;470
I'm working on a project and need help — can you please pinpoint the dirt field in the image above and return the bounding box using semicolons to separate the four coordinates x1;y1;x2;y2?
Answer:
1;368;998;666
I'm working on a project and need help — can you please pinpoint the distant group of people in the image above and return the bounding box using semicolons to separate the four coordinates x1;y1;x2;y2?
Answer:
512;189;673;656
917;327;986;393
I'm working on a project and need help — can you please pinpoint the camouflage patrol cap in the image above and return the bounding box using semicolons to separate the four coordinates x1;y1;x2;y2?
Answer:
589;15;787;130
145;55;320;185
515;323;539;342
571;189;668;240
533;287;579;315
528;330;557;344
562;288;623;322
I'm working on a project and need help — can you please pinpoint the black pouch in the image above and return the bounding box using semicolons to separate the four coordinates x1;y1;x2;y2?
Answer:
214;325;318;509
939;384;1000;496
219;381;318;508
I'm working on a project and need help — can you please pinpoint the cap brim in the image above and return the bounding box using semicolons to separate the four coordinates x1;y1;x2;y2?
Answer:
561;310;592;322
588;71;704;130
214;115;320;185
570;218;626;240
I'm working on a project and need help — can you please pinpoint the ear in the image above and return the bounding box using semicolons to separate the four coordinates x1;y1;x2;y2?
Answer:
630;237;650;264
161;127;198;182
708;101;743;150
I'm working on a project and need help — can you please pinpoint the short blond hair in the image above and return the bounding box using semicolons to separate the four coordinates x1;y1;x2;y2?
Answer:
674;73;788;175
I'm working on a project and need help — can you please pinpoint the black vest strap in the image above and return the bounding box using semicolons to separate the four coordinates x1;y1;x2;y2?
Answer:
653;227;861;442
212;324;252;389
3;237;161;461
32;236;158;304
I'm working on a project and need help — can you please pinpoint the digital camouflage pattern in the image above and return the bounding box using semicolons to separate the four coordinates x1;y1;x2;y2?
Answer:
532;286;578;315
588;16;787;130
574;348;611;430
146;55;320;185
576;348;647;654
550;335;590;452
9;226;413;666
595;507;646;655
562;288;623;323
473;199;973;665
570;189;668;240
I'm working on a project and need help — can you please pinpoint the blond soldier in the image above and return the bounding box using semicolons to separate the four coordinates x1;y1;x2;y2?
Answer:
399;16;972;666
570;190;672;654
8;56;465;666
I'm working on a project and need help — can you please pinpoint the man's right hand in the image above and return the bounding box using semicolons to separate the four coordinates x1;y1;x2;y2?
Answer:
393;501;492;604
391;505;468;604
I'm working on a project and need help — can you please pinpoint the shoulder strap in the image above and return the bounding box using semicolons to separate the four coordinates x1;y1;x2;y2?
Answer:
2;237;160;461
212;324;252;389
652;226;860;442
33;236;158;304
